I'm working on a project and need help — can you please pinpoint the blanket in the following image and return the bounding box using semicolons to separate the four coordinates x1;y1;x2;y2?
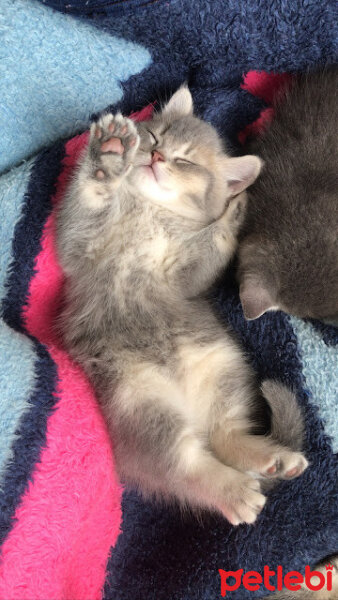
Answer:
0;1;337;598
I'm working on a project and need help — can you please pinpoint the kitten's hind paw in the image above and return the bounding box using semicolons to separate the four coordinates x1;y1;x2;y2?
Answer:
219;474;266;526
89;114;140;180
262;451;308;480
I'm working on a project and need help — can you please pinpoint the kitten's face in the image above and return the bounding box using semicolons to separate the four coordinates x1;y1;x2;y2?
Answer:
238;237;338;321
131;87;262;223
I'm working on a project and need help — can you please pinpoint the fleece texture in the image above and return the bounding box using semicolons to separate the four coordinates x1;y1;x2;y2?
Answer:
0;0;150;173
0;107;149;600
0;1;337;598
290;318;338;453
0;133;122;600
0;162;37;477
40;0;338;152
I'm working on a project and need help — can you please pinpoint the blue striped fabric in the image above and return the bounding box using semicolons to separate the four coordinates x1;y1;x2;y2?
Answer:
0;0;151;173
290;317;338;453
0;144;63;545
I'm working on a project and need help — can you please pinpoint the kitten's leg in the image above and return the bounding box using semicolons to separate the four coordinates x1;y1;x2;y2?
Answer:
56;114;140;264
174;194;247;295
211;376;308;480
212;429;308;480
74;114;140;210
171;433;267;524
109;370;266;525
183;339;308;481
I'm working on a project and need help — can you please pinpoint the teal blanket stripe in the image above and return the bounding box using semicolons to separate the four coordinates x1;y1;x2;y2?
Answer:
0;322;36;477
0;160;37;479
0;161;34;301
0;0;151;173
290;317;338;452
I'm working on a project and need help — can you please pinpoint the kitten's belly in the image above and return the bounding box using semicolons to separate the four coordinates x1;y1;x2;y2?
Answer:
175;334;248;424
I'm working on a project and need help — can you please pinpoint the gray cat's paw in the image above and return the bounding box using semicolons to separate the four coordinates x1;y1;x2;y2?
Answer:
89;114;140;180
228;192;247;225
220;474;266;525
220;192;248;234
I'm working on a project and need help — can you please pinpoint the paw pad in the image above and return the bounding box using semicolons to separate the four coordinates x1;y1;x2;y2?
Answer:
285;466;301;479
262;452;308;480
100;137;124;155
266;464;277;475
89;114;140;180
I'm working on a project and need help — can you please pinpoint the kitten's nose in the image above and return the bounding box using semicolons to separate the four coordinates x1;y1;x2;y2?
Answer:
152;150;165;163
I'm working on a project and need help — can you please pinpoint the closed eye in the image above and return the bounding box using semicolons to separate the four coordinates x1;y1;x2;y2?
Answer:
147;129;158;145
175;157;195;165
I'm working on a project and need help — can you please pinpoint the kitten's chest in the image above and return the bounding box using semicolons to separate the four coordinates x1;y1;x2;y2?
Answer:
136;232;178;274
87;219;177;299
114;221;176;277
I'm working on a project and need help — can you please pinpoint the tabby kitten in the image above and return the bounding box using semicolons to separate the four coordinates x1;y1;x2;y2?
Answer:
56;87;308;525
237;67;338;321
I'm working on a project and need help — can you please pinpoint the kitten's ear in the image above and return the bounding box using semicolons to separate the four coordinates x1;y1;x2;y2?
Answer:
224;155;263;196
240;277;278;320
162;86;193;117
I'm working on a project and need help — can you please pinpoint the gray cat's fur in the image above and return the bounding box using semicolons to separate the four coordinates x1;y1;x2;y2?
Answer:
56;87;307;525
238;67;338;321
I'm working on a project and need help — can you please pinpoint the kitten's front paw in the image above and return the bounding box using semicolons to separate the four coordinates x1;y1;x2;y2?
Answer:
89;114;140;180
221;193;247;233
220;474;266;526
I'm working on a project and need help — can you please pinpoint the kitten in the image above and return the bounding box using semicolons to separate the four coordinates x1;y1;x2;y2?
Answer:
237;67;338;321
56;87;308;525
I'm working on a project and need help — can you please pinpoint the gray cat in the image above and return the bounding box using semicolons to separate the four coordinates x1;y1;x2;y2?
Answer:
237;67;338;321
56;87;308;525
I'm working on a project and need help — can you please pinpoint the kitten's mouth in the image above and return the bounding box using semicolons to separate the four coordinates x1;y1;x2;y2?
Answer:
140;162;171;190
146;164;157;181
142;163;160;182
137;162;174;197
